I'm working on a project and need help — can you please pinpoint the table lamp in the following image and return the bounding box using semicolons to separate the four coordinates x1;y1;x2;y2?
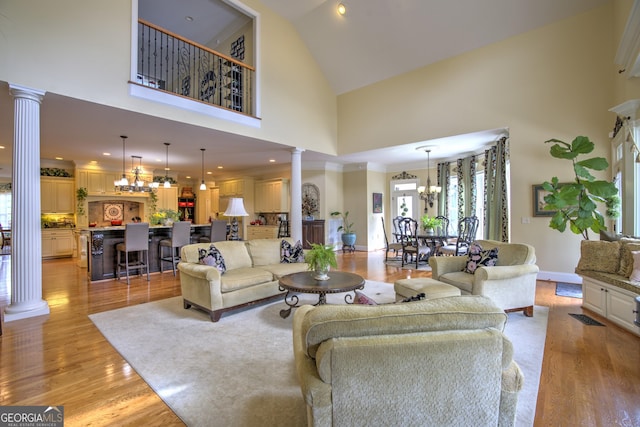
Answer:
224;197;249;240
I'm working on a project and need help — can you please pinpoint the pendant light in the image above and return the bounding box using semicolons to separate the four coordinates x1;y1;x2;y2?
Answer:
163;142;171;188
115;135;129;186
200;148;206;190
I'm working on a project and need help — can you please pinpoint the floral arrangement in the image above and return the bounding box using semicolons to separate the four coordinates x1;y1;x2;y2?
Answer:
150;209;181;225
302;194;318;217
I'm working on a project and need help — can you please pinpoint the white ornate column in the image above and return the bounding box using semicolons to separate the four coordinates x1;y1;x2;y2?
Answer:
4;84;50;322
290;148;304;243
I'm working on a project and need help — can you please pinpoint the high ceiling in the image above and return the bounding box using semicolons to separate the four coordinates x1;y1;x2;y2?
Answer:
0;0;609;180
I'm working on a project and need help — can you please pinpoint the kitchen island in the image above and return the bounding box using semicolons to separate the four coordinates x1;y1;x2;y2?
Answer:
82;224;214;282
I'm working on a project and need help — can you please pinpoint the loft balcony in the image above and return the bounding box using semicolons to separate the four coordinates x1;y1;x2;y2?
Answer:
134;19;255;119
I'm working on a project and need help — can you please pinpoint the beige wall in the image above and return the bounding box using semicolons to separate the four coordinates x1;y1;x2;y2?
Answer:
338;3;621;276
0;0;337;154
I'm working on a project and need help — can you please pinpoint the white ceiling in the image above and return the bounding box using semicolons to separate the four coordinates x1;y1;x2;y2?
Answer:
0;0;609;180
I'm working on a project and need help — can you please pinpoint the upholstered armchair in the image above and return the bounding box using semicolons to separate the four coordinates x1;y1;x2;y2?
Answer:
293;295;524;427
429;239;539;316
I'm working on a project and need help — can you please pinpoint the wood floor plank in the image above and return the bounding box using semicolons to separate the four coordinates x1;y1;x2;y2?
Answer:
0;252;639;426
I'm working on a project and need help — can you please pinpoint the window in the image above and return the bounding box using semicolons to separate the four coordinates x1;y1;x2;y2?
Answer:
0;192;11;228
390;179;419;219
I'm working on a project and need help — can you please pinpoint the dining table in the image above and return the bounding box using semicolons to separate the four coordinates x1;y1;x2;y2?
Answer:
416;232;456;256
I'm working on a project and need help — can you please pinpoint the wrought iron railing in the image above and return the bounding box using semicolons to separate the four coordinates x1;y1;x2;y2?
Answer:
136;19;254;116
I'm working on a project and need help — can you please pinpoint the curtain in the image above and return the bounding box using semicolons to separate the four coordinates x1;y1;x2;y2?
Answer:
457;155;477;220
484;137;509;241
437;162;450;218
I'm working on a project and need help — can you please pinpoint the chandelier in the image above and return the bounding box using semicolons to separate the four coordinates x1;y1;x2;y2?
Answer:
113;136;158;193
417;148;442;212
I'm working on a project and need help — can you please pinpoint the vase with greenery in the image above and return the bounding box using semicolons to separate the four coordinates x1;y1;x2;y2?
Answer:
150;209;181;226
420;215;443;233
76;187;88;216
331;211;356;247
304;242;338;280
541;136;619;240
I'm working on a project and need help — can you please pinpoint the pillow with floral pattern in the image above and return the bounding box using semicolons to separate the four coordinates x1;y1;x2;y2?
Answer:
281;240;305;263
198;244;226;274
463;242;499;274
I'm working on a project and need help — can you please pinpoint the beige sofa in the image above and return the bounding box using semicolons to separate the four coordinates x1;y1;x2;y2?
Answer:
293;295;524;427
429;239;539;316
178;238;308;321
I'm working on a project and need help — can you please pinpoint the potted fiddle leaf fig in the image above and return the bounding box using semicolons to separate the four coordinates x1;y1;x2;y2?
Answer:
305;242;338;280
541;136;619;240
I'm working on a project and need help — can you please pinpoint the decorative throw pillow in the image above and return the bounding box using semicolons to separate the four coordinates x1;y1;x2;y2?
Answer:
630;251;640;282
400;293;426;303
353;290;378;305
617;240;640;277
463;242;499;274
576;240;621;274
198;244;226;274
281;239;305;263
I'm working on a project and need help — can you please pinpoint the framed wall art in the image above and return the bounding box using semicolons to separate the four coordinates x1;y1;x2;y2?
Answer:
532;184;571;217
372;192;383;213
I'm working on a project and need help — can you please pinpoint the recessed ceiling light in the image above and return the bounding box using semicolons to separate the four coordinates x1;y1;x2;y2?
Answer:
0;145;5;149
207;171;212;175
217;166;223;169
55;157;63;160
103;152;111;156
186;175;191;179
185;16;194;22
337;3;346;15
269;159;276;163
90;160;98;164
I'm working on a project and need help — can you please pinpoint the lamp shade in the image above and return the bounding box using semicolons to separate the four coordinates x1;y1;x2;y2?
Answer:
224;198;249;217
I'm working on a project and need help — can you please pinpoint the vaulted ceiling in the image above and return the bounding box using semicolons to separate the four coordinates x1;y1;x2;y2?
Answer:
0;0;611;179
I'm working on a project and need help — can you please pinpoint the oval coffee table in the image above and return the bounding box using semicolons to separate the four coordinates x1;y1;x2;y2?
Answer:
278;271;365;318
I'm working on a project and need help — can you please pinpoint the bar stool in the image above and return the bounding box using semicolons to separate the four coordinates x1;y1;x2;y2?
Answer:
198;220;228;243
159;221;192;275
116;222;150;285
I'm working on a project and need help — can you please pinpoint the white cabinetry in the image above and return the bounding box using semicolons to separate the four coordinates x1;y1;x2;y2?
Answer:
219;179;245;197
582;277;640;336
42;229;74;258
41;178;75;213
156;186;178;211
76;169;121;195
255;179;289;213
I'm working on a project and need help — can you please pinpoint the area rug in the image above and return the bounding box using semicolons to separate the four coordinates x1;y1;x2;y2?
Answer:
555;282;583;298
89;281;548;427
384;258;432;271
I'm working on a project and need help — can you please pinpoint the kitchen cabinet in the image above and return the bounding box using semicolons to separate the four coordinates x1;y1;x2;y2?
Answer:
246;225;279;240
582;277;640;336
219;179;244;197
302;220;325;249
76;169;121;195
156;186;178;211
42;229;74;258
255;179;289;213
41;178;75;213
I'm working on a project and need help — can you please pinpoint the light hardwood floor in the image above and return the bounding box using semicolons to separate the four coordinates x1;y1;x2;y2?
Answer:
0;251;639;426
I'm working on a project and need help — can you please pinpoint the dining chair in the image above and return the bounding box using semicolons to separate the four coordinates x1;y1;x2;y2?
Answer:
382;217;403;262
392;216;404;243
0;223;10;250
198;220;228;243
398;217;431;268
159;221;192;276
116;222;150;285
440;216;479;256
432;215;450;255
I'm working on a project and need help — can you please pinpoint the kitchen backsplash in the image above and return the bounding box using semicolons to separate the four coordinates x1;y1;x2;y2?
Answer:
42;214;75;228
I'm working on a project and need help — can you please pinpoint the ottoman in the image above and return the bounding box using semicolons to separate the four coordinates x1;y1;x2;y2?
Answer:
394;278;461;302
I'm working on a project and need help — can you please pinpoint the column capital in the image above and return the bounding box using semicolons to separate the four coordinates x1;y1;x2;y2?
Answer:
291;148;305;155
9;83;46;103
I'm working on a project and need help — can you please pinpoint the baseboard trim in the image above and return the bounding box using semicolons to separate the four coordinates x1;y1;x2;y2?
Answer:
537;270;582;284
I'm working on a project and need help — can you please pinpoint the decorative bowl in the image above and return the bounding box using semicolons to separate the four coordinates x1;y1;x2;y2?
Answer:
89;222;97;227
110;220;123;226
